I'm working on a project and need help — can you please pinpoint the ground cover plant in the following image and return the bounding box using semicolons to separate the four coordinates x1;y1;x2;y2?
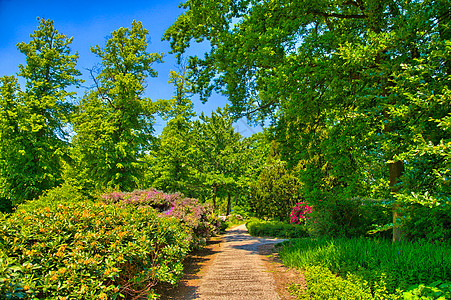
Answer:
246;219;309;239
280;238;451;299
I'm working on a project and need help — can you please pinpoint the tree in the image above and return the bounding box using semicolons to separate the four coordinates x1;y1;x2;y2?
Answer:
165;0;451;240
147;67;196;195
250;141;300;221
0;18;81;203
189;107;244;209
72;21;163;192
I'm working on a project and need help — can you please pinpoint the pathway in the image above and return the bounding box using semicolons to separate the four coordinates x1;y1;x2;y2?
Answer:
187;224;286;299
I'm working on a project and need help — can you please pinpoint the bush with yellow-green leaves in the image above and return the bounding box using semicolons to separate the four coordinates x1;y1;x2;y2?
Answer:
0;196;191;299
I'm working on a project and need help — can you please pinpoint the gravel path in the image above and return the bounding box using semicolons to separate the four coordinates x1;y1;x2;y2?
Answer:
190;224;286;300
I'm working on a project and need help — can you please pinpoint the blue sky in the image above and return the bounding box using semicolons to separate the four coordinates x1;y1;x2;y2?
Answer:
0;0;260;136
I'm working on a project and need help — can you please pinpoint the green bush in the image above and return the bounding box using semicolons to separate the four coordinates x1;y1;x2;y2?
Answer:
280;237;451;297
246;219;309;239
401;202;451;243
0;199;191;299
306;197;391;238
0;197;13;214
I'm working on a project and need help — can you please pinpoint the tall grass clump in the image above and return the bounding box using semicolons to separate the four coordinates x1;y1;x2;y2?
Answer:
280;238;451;298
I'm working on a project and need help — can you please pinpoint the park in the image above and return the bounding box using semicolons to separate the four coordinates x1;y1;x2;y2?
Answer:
0;0;450;298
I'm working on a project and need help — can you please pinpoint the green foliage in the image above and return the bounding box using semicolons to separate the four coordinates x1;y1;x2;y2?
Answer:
72;21;163;192
0;197;13;214
147;68;196;195
164;0;451;242
39;183;87;204
280;237;451;297
0;197;190;299
396;193;451;243
190;107;245;205
306;197;392;238
0;18;81;203
246;219;309;239
287;265;400;300
250;143;300;221
404;281;451;300
101;189;222;249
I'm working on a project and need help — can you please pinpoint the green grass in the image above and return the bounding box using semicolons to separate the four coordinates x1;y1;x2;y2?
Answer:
280;238;451;299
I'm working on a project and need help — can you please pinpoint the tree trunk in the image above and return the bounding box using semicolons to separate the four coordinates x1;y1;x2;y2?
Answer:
226;193;232;216
212;184;217;209
389;160;404;242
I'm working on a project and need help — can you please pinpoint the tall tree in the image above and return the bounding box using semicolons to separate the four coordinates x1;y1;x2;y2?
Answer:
189;107;244;209
0;18;81;203
72;21;163;191
165;0;450;239
147;67;196;194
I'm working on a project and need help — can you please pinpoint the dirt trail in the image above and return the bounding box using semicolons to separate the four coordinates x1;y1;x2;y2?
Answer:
176;224;287;299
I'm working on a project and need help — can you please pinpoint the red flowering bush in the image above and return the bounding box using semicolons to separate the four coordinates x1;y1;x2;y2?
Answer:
290;202;313;225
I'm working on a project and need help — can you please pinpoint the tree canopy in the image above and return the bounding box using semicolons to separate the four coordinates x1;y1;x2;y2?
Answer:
164;0;451;237
0;18;81;203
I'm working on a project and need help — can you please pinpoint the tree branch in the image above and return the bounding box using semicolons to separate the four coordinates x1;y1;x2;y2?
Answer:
87;67;117;109
311;10;367;19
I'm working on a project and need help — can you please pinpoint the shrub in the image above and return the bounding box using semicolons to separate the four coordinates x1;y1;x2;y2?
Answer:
0;199;190;299
246;219;309;239
288;265;383;300
290;202;313;225
306;197;391;238
0;197;13;214
101;189;221;248
398;194;451;243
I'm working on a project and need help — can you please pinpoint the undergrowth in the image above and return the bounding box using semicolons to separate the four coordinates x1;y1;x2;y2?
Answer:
280;238;451;299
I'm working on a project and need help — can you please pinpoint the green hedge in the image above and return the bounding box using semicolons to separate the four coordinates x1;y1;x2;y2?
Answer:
246;219;309;239
0;199;190;299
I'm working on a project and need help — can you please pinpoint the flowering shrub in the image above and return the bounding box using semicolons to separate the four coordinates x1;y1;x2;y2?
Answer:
101;189;180;212
0;199;190;299
101;189;221;249
290;202;313;225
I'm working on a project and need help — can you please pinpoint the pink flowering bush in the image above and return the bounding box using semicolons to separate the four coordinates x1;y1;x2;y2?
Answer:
101;189;180;212
290;202;313;225
101;189;221;249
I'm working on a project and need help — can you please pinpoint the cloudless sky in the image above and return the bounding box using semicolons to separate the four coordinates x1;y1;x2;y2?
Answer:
0;0;260;136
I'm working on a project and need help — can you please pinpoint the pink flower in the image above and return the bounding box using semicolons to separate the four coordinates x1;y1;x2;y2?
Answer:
290;202;313;225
